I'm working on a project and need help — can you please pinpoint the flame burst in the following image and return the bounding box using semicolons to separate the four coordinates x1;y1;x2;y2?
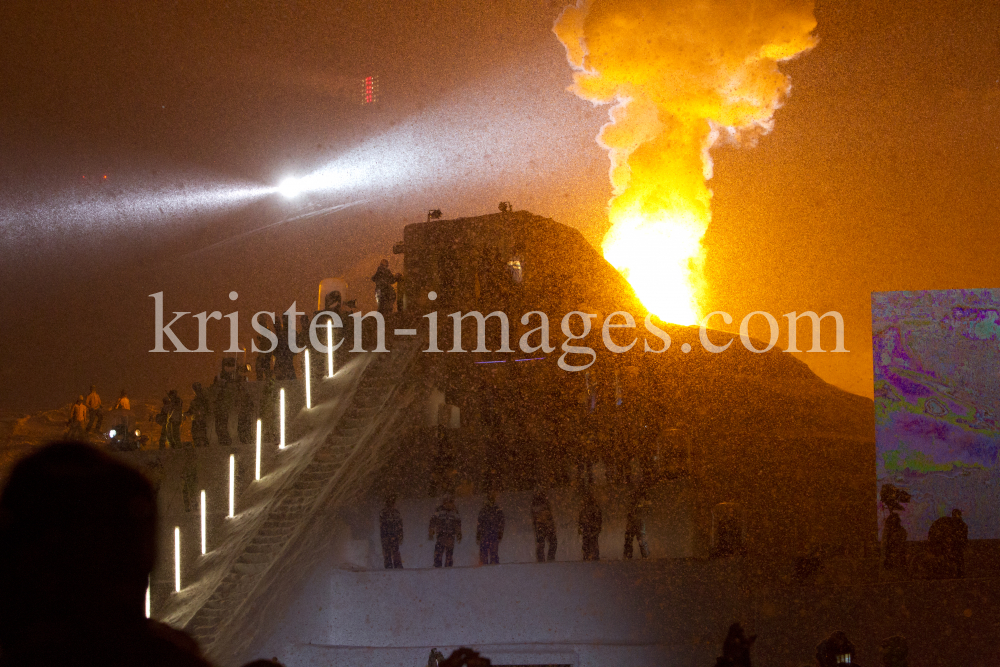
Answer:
554;0;817;324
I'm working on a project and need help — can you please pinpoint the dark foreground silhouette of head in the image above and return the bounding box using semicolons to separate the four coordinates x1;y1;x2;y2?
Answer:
439;647;491;666
816;631;857;667
715;622;756;667
0;441;212;667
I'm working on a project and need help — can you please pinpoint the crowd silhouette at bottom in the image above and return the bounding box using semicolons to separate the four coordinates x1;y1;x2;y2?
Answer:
0;442;910;667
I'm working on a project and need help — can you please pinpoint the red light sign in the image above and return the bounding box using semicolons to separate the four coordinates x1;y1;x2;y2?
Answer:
362;75;378;104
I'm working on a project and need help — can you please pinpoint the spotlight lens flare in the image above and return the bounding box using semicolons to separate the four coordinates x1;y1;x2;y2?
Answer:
278;177;301;199
270;166;362;200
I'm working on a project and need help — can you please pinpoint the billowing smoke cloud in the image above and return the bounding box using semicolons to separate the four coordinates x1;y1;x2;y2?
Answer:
554;0;817;324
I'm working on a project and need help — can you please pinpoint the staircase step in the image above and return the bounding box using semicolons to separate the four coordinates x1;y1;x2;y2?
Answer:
238;551;273;564
233;561;267;575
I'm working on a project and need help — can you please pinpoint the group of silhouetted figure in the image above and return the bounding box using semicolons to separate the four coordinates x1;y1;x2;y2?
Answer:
65;386;130;441
881;483;969;579
66;373;265;454
69;260;397;457
379;486;653;569
713;623;912;667
152;375;263;451
0;441;945;667
427;624;915;667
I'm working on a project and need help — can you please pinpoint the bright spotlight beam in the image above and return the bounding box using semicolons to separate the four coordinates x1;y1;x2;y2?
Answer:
3;177;277;243
278;177;301;199
179;200;364;260
272;166;363;200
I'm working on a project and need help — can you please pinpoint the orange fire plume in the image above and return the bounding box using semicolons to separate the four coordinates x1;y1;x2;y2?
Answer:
554;0;817;324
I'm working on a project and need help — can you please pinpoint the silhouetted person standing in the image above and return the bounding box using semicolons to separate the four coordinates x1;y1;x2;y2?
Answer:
85;385;103;433
623;487;650;559
372;259;401;315
237;387;255;445
156;397;170;449
0;441;213;666
476;493;505;565
531;490;557;562
271;316;298;381
213;379;232;448
881;483;910;571
929;508;968;578
260;377;279;443
578;488;602;561
883;512;907;570
380;494;403;569
187;383;210;448
113;389;131;411
67;395;88;440
429;495;462;567
167;390;183;448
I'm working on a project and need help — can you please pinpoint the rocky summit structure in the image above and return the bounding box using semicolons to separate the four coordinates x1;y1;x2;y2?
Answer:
133;210;881;666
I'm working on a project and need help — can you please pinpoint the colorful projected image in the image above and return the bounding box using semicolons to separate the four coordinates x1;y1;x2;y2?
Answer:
873;289;1000;540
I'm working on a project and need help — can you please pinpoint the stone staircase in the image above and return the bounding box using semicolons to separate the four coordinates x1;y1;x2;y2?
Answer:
181;338;423;656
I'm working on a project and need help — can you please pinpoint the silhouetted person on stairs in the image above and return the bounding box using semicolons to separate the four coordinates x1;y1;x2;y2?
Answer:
372;259;401;316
